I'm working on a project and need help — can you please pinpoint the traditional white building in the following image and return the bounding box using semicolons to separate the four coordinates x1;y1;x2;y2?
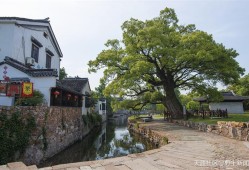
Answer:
0;17;94;116
0;17;62;105
58;77;92;115
194;92;249;114
95;98;107;122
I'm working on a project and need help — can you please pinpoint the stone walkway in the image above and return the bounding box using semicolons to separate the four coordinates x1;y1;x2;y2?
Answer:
1;120;249;170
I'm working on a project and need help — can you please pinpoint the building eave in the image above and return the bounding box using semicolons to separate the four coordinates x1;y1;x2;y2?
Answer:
0;56;58;77
0;17;63;58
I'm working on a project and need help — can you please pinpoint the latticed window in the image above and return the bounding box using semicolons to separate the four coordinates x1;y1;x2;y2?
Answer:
31;44;39;63
46;54;52;68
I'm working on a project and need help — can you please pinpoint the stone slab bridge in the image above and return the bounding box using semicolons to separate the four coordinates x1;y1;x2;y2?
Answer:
1;120;249;170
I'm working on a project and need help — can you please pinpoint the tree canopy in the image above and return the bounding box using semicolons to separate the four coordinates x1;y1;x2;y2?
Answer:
88;7;244;118
59;67;68;80
227;73;249;110
228;73;249;96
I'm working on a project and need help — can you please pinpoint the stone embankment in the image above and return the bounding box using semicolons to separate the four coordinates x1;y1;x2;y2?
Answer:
2;119;249;169
0;106;93;165
171;119;249;142
128;122;168;147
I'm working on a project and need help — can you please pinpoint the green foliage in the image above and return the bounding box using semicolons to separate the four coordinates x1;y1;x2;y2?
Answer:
162;137;169;144
15;90;44;106
42;127;48;151
180;94;192;106
88;7;244;119
135;122;139;129
189;112;249;124
59;67;68;80
228;74;249;110
228;74;249;96
186;101;199;110
82;112;102;126
93;81;114;114
156;104;165;112
82;115;89;126
0;111;36;164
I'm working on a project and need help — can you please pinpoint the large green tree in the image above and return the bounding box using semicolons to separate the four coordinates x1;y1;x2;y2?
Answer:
228;73;249;96
228;74;249;110
59;67;68;80
88;8;244;119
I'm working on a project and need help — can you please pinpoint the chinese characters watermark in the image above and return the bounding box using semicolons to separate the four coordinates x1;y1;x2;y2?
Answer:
195;160;249;167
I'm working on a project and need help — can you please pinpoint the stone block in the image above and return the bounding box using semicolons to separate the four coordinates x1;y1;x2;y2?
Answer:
7;162;27;170
217;121;226;126
80;166;92;170
0;165;10;170
220;127;229;136
38;167;53;170
27;165;38;170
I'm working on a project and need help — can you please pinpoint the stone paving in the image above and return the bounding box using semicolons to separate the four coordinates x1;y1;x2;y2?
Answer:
1;119;249;170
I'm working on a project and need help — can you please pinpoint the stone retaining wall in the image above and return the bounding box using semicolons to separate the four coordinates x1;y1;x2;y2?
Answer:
128;122;168;146
171;120;249;142
0;106;91;165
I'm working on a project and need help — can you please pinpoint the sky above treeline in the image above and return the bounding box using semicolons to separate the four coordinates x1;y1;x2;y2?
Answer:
1;0;248;90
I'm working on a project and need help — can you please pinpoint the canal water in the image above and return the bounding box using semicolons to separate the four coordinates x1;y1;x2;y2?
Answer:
39;115;157;168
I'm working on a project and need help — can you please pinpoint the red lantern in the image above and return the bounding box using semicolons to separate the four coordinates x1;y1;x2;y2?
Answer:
67;94;71;100
74;96;78;101
53;90;60;98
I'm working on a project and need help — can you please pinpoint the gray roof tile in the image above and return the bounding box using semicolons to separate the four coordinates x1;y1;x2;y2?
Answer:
0;56;58;77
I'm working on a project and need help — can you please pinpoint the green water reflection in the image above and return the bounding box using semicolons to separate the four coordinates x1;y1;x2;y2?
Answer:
39;116;157;167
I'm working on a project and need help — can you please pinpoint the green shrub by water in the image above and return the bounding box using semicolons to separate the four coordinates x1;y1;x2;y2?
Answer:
0;111;36;164
82;112;102;126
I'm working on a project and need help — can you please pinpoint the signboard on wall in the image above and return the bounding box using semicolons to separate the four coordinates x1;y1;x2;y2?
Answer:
21;82;33;97
6;84;21;97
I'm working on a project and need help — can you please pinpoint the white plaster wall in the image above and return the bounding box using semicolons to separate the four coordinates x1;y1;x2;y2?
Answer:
0;96;14;106
81;83;91;115
30;77;56;106
13;24;60;73
209;102;244;114
0;64;28;78
0;24;14;61
0;21;60;78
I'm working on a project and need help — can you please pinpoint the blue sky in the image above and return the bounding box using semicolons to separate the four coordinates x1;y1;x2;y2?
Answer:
0;0;248;90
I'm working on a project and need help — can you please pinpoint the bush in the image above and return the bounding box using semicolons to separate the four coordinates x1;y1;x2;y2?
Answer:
82;112;102;126
15;90;44;106
186;101;199;110
0;111;36;164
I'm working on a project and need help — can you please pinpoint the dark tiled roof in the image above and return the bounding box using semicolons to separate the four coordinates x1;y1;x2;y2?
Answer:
0;17;49;23
194;92;249;102
0;56;58;77
56;80;82;95
60;78;89;93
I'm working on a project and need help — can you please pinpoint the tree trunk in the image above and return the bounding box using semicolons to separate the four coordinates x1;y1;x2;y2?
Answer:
163;83;183;119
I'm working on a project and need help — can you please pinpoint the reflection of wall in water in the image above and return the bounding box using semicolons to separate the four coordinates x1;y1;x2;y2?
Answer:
94;123;106;150
113;115;128;126
95;98;107;122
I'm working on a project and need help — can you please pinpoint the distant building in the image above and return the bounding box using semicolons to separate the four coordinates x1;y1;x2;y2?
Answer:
194;92;249;114
95;98;107;122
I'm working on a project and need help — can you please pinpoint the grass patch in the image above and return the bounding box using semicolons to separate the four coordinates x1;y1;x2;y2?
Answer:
153;114;164;119
188;112;249;124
